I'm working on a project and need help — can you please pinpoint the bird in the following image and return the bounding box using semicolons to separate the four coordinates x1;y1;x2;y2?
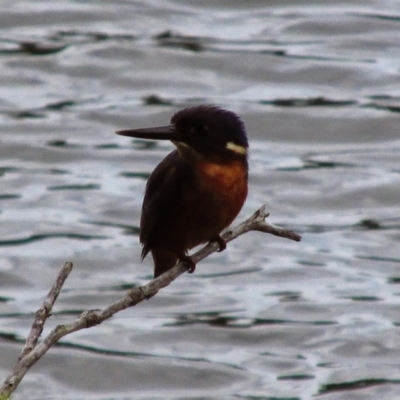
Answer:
116;105;249;278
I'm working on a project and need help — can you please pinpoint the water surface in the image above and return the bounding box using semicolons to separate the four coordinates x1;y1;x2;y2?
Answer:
1;1;400;399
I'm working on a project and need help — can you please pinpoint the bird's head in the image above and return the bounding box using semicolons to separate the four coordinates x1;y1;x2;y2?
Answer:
116;105;248;162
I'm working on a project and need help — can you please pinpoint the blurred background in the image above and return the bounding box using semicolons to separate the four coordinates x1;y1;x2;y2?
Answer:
1;1;400;399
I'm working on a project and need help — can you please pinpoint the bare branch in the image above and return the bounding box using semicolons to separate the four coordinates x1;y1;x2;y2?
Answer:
19;262;73;361
0;205;301;398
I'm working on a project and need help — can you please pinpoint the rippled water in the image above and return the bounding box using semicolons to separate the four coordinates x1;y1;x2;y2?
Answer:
1;1;400;399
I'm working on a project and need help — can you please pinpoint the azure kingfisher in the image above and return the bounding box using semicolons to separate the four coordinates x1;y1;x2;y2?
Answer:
116;105;249;278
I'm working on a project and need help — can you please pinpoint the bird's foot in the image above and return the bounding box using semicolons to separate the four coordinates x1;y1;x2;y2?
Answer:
180;255;196;274
210;235;226;252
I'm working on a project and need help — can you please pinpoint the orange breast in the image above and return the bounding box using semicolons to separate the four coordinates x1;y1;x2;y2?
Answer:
196;159;248;230
199;160;247;196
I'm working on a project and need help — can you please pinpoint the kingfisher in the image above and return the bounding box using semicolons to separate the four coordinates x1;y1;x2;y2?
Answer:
116;105;249;278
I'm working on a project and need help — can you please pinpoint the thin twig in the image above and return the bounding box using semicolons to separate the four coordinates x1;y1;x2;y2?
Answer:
19;262;73;361
0;205;301;398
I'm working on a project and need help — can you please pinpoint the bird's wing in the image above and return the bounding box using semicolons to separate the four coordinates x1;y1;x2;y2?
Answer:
140;150;193;259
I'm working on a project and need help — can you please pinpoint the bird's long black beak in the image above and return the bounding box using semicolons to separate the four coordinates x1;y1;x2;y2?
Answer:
116;124;176;140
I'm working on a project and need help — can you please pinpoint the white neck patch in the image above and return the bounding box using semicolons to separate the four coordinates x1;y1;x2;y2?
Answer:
226;141;247;155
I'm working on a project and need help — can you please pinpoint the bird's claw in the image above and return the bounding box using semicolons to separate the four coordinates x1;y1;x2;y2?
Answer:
179;235;226;275
180;255;196;274
210;235;226;252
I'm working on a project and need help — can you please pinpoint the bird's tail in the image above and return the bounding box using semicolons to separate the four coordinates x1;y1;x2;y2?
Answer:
151;248;179;278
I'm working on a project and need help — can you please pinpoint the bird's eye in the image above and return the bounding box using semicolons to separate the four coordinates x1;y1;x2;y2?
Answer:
187;124;208;136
